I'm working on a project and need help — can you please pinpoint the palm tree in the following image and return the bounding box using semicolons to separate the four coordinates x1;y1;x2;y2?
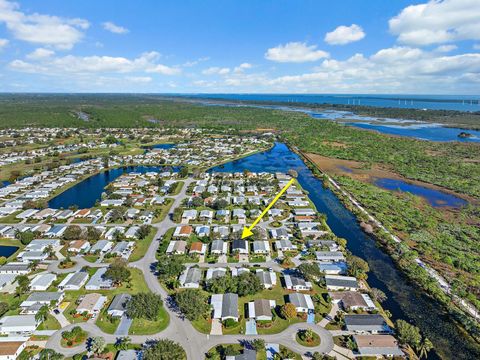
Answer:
115;336;131;351
417;337;433;359
35;305;49;323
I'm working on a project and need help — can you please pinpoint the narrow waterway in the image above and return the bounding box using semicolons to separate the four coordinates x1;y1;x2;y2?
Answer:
211;142;480;360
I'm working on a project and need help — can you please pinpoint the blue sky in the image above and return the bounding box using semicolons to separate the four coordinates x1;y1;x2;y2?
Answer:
0;0;479;93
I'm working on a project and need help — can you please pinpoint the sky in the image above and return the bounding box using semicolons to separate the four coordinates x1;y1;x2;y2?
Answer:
0;0;479;94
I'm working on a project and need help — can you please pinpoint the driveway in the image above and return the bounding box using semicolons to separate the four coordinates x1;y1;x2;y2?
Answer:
245;319;257;335
210;319;222;335
115;316;132;336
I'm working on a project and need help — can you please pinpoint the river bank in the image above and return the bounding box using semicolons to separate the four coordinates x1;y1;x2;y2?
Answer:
296;149;480;358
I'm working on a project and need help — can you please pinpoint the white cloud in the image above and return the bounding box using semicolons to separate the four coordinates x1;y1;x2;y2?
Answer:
182;57;210;67
324;24;365;45
233;63;252;73
389;0;480;46
102;21;129;34
9;51;181;76
435;44;457;52
473;44;480;50
265;42;329;63
194;46;480;94
0;0;89;49
125;76;152;83
26;48;55;60
0;38;9;48
202;66;230;75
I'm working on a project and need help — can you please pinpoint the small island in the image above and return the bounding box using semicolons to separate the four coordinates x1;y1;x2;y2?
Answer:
458;131;473;138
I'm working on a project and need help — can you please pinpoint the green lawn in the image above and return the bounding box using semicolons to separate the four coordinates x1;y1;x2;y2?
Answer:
129;228;157;262
63;268;152;324
152;198;174;223
296;330;321;347
129;306;169;335
37;314;61;330
95;307;120;334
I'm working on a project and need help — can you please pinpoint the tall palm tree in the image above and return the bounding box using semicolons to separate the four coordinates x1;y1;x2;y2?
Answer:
417;337;433;359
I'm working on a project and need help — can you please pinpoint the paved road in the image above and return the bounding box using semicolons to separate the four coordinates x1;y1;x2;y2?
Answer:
45;177;336;359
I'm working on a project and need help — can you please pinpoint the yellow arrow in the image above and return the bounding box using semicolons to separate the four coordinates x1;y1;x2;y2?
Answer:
241;178;295;239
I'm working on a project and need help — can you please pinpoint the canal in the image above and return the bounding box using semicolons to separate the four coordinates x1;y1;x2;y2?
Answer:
211;142;480;359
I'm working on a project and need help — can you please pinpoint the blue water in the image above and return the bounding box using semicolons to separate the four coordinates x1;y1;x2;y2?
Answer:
48;165;178;209
374;178;467;208
184;93;480;112
211;142;480;360
348;122;480;143
183;95;480;142
0;245;18;258
144;143;176;150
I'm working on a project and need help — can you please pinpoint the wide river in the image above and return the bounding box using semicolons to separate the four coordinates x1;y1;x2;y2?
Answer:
211;142;480;360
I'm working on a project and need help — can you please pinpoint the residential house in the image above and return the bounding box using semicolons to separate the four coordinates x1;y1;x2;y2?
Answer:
330;292;376;311
179;267;202;289
58;272;89;291
0;338;28;359
344;314;392;334
353;335;404;357
287;293;314;313
211;240;228;255
68;240;91;254
256;270;277;289
325;275;359;291
166;241;187;255
284;274;312;291
232;239;248;254
173;225;193;238
107;293;132;317
247;299;275;321
0;316;38;335
211;293;239;321
0;263;29;275
189;242;207;255
206;267;227;280
85;268;113;290
315;251;346;262
181;210;197;223
252;240;270;255
29;273;56;291
318;262;348;275
89;240;113;254
76;293;107;318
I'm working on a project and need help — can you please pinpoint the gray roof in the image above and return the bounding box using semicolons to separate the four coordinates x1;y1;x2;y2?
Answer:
222;293;238;318
184;267;202;284
232;239;247;250
325;276;359;289
345;315;391;334
116;349;143;360
86;268;113;288
211;240;224;251
108;293;132;312
65;272;89;287
25;292;62;303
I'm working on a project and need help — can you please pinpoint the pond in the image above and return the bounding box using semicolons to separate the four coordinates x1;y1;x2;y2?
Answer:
0;245;19;258
48;165;179;209
211;142;480;360
374;178;468;208
143;143;176;150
